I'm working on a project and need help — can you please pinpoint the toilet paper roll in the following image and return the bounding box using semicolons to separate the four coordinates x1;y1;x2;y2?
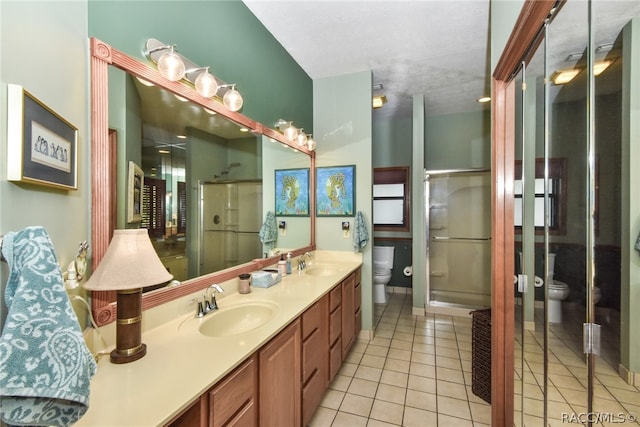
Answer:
534;276;544;287
403;266;413;277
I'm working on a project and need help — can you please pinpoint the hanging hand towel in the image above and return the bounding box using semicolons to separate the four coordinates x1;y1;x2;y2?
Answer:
353;211;369;252
259;211;278;250
0;226;97;427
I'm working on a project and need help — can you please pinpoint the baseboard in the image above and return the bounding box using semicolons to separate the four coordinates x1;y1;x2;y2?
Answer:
618;363;640;386
388;285;411;295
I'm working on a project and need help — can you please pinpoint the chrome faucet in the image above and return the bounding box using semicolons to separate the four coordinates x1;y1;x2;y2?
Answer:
297;252;313;271
192;284;224;318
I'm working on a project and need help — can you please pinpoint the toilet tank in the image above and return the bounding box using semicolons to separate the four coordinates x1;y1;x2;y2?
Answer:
373;246;395;270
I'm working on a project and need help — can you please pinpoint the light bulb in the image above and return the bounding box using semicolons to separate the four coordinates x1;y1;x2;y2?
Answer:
296;129;308;146
223;86;243;112
307;136;316;151
157;46;185;82
284;122;298;141
195;68;218;98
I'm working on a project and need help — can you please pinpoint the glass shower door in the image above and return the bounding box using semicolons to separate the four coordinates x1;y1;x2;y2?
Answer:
426;170;491;309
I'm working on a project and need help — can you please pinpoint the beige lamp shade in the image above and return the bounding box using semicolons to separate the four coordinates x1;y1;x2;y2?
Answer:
84;229;173;291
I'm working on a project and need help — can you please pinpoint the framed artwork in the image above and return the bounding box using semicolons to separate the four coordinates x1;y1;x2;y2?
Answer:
128;161;144;223
316;165;356;216
274;168;310;216
7;84;78;190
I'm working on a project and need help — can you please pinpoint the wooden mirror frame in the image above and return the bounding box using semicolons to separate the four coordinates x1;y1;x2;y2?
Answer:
90;37;315;326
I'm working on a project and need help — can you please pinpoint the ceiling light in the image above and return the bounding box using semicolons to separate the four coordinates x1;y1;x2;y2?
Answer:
551;69;581;85
296;129;308;147
156;45;185;82
373;95;387;109
306;135;316;151
221;84;243;112
176;135;187;139
283;122;298;141
158;149;171;154
477;96;491;103
239;127;249;133
593;60;613;76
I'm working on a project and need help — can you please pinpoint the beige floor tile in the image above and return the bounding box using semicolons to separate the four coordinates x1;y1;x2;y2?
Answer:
437;395;471;419
410;351;435;366
435;337;458;349
435;345;459;359
355;365;383;382
384;358;410;374
348;378;379;398
390;339;413;351
375;383;406;405
407;374;436;393
330;374;352;392
394;326;415;335
351;342;368;354
369;399;404;425
436;366;465;384
438;413;474;426
338;362;358;377
402;406;437;427
374;328;394;339
436;355;462;370
411;342;435;355
436;330;456;341
308;406;336;427
320;389;345;410
469;401;491;424
370;336;392;348
365;345;389;358
404;388;435;410
412;334;435;345
436;379;467;400
332;411;368;427
388;348;412;361
409;361;436;379
339;393;374;418
380;370;409;388
360;354;387;369
367;418;399;427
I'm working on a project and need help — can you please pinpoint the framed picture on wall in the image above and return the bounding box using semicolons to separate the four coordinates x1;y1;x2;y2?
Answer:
316;165;356;216
128;161;144;223
274;168;310;216
6;84;78;190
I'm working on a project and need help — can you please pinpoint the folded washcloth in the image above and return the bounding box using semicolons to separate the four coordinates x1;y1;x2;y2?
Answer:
0;226;97;426
353;211;369;252
259;211;278;250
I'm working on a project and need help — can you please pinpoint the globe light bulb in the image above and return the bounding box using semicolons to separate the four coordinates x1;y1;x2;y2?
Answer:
307;136;316;151
195;68;219;98
296;129;308;147
157;46;185;82
223;85;243;112
284;122;298;141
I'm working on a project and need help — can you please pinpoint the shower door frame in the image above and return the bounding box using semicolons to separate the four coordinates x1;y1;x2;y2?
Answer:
424;167;491;316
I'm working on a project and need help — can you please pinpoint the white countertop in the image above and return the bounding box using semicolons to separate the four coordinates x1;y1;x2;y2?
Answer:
76;251;362;426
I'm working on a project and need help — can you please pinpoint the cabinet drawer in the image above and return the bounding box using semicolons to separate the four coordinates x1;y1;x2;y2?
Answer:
302;367;326;427
225;400;256;427
209;355;257;427
302;298;323;340
302;328;324;384
329;285;342;312
329;341;342;382
329;307;341;346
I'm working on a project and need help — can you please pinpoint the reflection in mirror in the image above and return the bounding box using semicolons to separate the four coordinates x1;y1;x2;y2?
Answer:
90;38;314;326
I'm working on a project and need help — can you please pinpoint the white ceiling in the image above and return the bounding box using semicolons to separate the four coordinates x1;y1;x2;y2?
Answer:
243;0;640;121
242;0;492;120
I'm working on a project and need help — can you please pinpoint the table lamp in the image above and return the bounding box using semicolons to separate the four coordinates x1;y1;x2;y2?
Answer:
84;229;173;363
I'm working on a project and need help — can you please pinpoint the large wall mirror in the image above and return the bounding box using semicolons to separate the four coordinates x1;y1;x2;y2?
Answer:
90;38;315;325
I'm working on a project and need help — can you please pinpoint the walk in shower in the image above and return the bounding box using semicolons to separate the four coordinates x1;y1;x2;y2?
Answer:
425;169;491;311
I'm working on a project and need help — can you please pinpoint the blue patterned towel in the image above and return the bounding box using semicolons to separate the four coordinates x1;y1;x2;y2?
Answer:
353;211;369;252
259;211;277;250
0;227;97;426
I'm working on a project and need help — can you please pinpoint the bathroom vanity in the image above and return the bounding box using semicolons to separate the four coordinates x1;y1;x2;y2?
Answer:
76;251;362;426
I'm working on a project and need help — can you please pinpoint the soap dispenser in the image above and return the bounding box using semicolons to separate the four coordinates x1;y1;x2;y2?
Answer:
286;252;292;274
278;254;287;276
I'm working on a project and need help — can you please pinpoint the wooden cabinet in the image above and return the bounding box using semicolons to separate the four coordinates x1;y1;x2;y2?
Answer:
341;273;356;356
209;355;258;427
328;284;343;383
165;395;207;427
354;269;362;339
259;319;301;427
301;296;328;426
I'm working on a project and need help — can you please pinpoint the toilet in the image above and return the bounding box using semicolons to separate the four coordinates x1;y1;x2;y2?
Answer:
547;253;570;323
373;246;395;304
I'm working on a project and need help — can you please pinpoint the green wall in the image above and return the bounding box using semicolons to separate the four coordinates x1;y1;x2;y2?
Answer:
88;0;312;132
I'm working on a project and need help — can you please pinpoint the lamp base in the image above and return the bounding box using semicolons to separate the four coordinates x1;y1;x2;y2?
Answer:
110;343;147;364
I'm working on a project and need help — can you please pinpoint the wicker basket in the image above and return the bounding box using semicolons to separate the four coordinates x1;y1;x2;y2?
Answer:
471;308;491;404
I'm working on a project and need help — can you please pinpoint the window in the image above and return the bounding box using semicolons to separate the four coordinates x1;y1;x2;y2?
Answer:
373;167;410;232
514;158;566;234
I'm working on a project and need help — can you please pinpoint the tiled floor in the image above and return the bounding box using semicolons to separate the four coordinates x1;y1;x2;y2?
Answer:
309;293;640;427
309;293;491;426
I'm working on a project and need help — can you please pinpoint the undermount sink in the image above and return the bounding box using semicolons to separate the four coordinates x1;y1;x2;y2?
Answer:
198;302;278;338
304;264;341;277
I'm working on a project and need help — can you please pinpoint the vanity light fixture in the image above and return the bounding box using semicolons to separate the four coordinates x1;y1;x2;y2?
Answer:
274;119;314;149
145;38;244;111
296;129;308;147
306;135;316;151
84;230;173;364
